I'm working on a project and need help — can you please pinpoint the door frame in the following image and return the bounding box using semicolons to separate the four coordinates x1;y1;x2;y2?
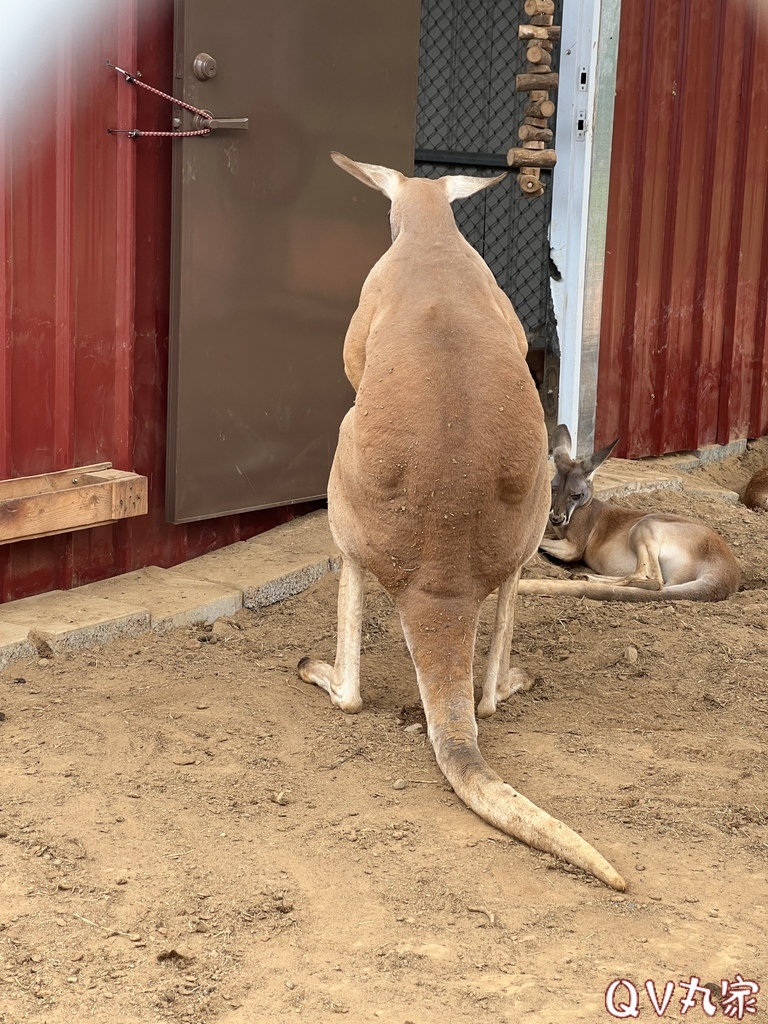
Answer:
549;0;622;456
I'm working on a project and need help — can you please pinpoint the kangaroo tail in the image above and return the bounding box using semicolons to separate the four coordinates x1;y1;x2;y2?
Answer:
397;595;625;890
431;715;626;889
518;575;731;602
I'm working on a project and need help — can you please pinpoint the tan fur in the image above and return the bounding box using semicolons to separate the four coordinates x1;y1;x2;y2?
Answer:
743;466;768;511
519;426;741;602
298;155;625;891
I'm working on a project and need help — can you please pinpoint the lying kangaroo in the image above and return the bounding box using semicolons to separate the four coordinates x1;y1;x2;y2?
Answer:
518;425;741;601
743;466;768;511
298;154;625;890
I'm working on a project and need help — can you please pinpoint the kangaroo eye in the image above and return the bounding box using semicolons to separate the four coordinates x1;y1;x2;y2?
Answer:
570;492;581;499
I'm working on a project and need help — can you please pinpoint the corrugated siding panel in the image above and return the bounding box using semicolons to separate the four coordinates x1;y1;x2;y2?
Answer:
0;0;306;602
596;0;768;458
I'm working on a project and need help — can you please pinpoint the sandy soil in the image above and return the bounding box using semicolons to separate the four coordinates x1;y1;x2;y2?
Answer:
2;444;768;1024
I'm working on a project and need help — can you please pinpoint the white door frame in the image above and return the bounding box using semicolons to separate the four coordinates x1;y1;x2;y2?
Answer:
549;0;622;456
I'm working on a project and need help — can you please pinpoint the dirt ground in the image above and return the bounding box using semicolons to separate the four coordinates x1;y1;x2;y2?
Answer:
2;444;768;1024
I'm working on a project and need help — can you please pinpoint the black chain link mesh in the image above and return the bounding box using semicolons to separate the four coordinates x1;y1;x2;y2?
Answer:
415;0;562;355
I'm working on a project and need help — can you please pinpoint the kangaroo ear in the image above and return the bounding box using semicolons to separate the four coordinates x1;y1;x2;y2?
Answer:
441;171;507;203
331;152;405;200
551;423;573;458
582;437;620;479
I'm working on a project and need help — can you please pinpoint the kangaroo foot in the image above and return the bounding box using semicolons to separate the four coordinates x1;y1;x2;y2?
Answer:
582;573;662;590
477;668;534;719
297;657;363;714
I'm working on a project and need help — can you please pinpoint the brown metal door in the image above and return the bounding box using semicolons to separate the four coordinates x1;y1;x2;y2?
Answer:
168;0;421;522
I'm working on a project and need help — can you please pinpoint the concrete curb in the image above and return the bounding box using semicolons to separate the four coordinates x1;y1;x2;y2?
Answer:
0;510;339;672
76;567;244;634
172;511;341;609
0;623;38;671
0;591;151;659
590;453;741;504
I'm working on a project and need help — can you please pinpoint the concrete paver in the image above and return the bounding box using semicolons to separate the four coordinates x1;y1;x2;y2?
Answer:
0;622;37;671
0;591;150;655
695;439;747;464
173;510;340;608
79;566;243;633
679;478;739;503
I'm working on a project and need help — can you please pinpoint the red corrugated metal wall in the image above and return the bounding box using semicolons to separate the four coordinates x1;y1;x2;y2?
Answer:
596;0;768;459
0;0;311;603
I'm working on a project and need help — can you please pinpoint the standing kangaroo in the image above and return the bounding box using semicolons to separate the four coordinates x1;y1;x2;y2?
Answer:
518;425;740;601
298;154;625;890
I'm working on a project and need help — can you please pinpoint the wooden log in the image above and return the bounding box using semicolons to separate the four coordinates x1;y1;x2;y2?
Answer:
530;89;550;100
525;98;556;118
524;115;549;128
518;24;561;40
524;0;554;14
526;45;552;65
518;124;553;143
530;14;555;26
516;72;559;92
522;140;546;150
518;172;545;197
526;62;554;74
507;147;557;168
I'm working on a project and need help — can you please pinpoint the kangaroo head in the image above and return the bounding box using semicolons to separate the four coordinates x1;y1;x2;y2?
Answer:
549;425;620;527
330;152;506;241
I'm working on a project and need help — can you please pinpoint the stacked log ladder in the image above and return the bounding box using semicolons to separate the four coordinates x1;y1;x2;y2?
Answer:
509;0;560;196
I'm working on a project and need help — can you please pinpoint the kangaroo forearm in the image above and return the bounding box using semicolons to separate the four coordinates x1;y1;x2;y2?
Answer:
539;538;583;562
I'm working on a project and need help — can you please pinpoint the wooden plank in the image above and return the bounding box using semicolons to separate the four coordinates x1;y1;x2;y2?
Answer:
0;464;112;501
0;469;147;545
93;469;150;519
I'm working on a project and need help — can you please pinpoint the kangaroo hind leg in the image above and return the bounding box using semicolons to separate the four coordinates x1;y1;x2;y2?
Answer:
477;571;533;720
297;555;365;713
586;529;664;590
